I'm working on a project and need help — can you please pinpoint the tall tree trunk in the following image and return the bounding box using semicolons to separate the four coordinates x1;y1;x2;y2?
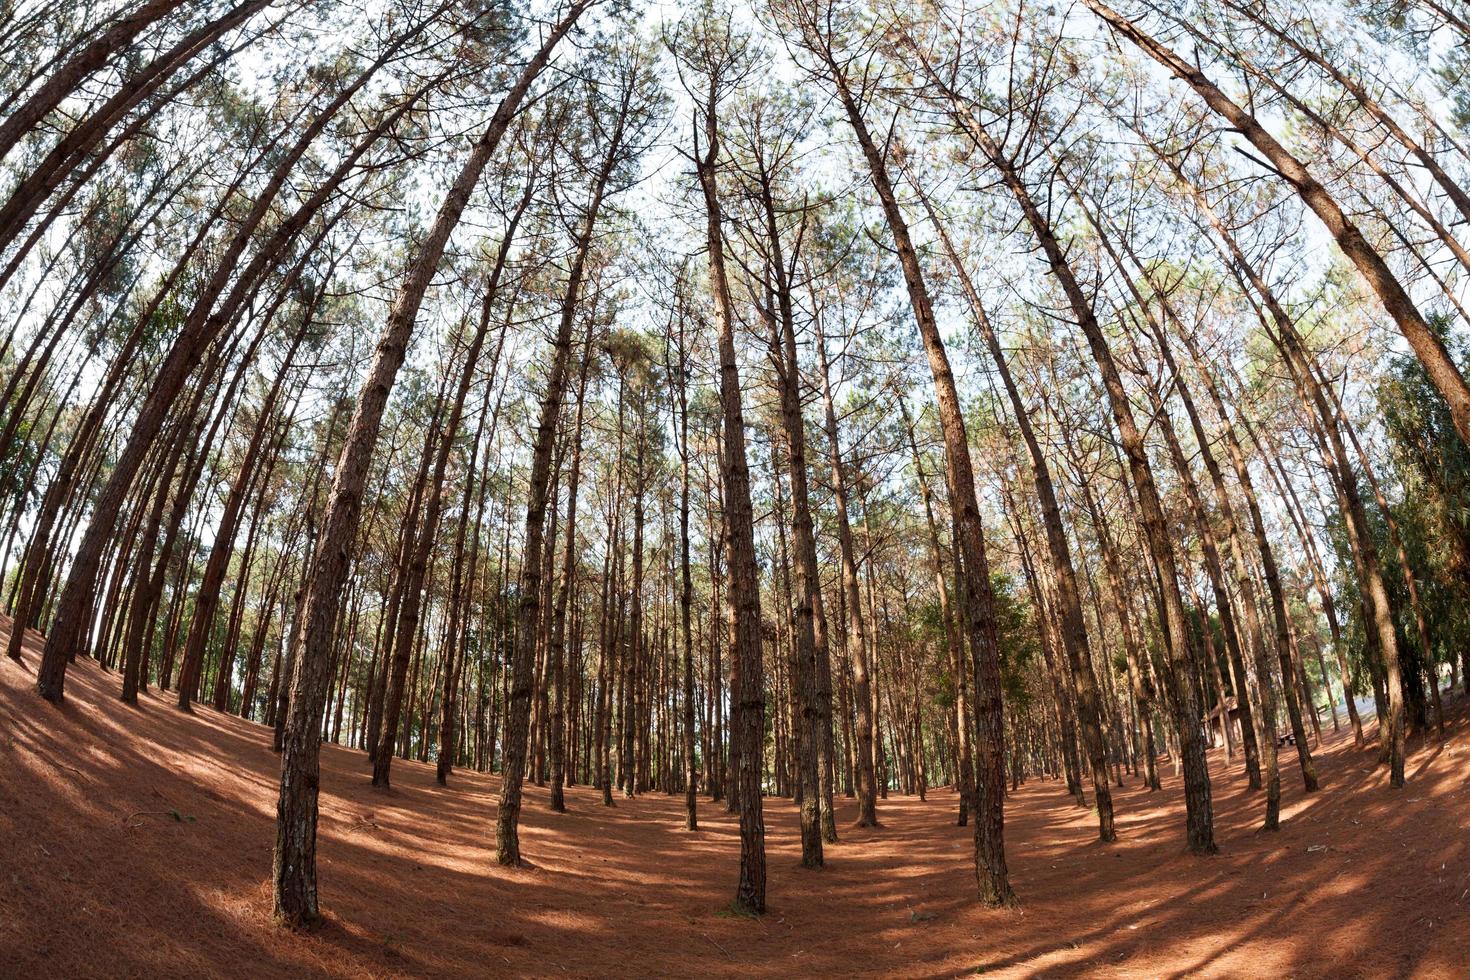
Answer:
818;41;1014;901
812;311;879;828
668;297;699;832
375;178;526;788
497;68;627;859
548;323;595;811
899;400;973;826
758;181;824;867
272;4;591;923
693;69;767;914
917;182;1114;842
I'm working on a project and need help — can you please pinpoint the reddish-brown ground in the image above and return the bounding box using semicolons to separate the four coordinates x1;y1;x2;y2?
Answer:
2;620;1468;978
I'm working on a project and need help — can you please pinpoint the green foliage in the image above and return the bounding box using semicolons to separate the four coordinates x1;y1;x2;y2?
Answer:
1332;317;1470;719
991;570;1038;709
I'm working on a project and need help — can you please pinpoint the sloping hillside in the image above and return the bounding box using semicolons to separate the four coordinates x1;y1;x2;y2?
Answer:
2;628;1468;978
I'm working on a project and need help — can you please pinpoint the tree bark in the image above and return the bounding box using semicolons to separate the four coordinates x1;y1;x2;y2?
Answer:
693;66;767;914
273;3;591;923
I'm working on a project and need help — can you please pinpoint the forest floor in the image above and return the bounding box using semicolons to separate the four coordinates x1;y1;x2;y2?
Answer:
2;626;1469;978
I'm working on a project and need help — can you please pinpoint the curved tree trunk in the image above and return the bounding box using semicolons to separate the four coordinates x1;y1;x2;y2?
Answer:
272;3;591;923
821;57;1014;902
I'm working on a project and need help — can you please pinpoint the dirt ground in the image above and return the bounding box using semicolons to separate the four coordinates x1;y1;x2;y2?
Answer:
2;620;1468;978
